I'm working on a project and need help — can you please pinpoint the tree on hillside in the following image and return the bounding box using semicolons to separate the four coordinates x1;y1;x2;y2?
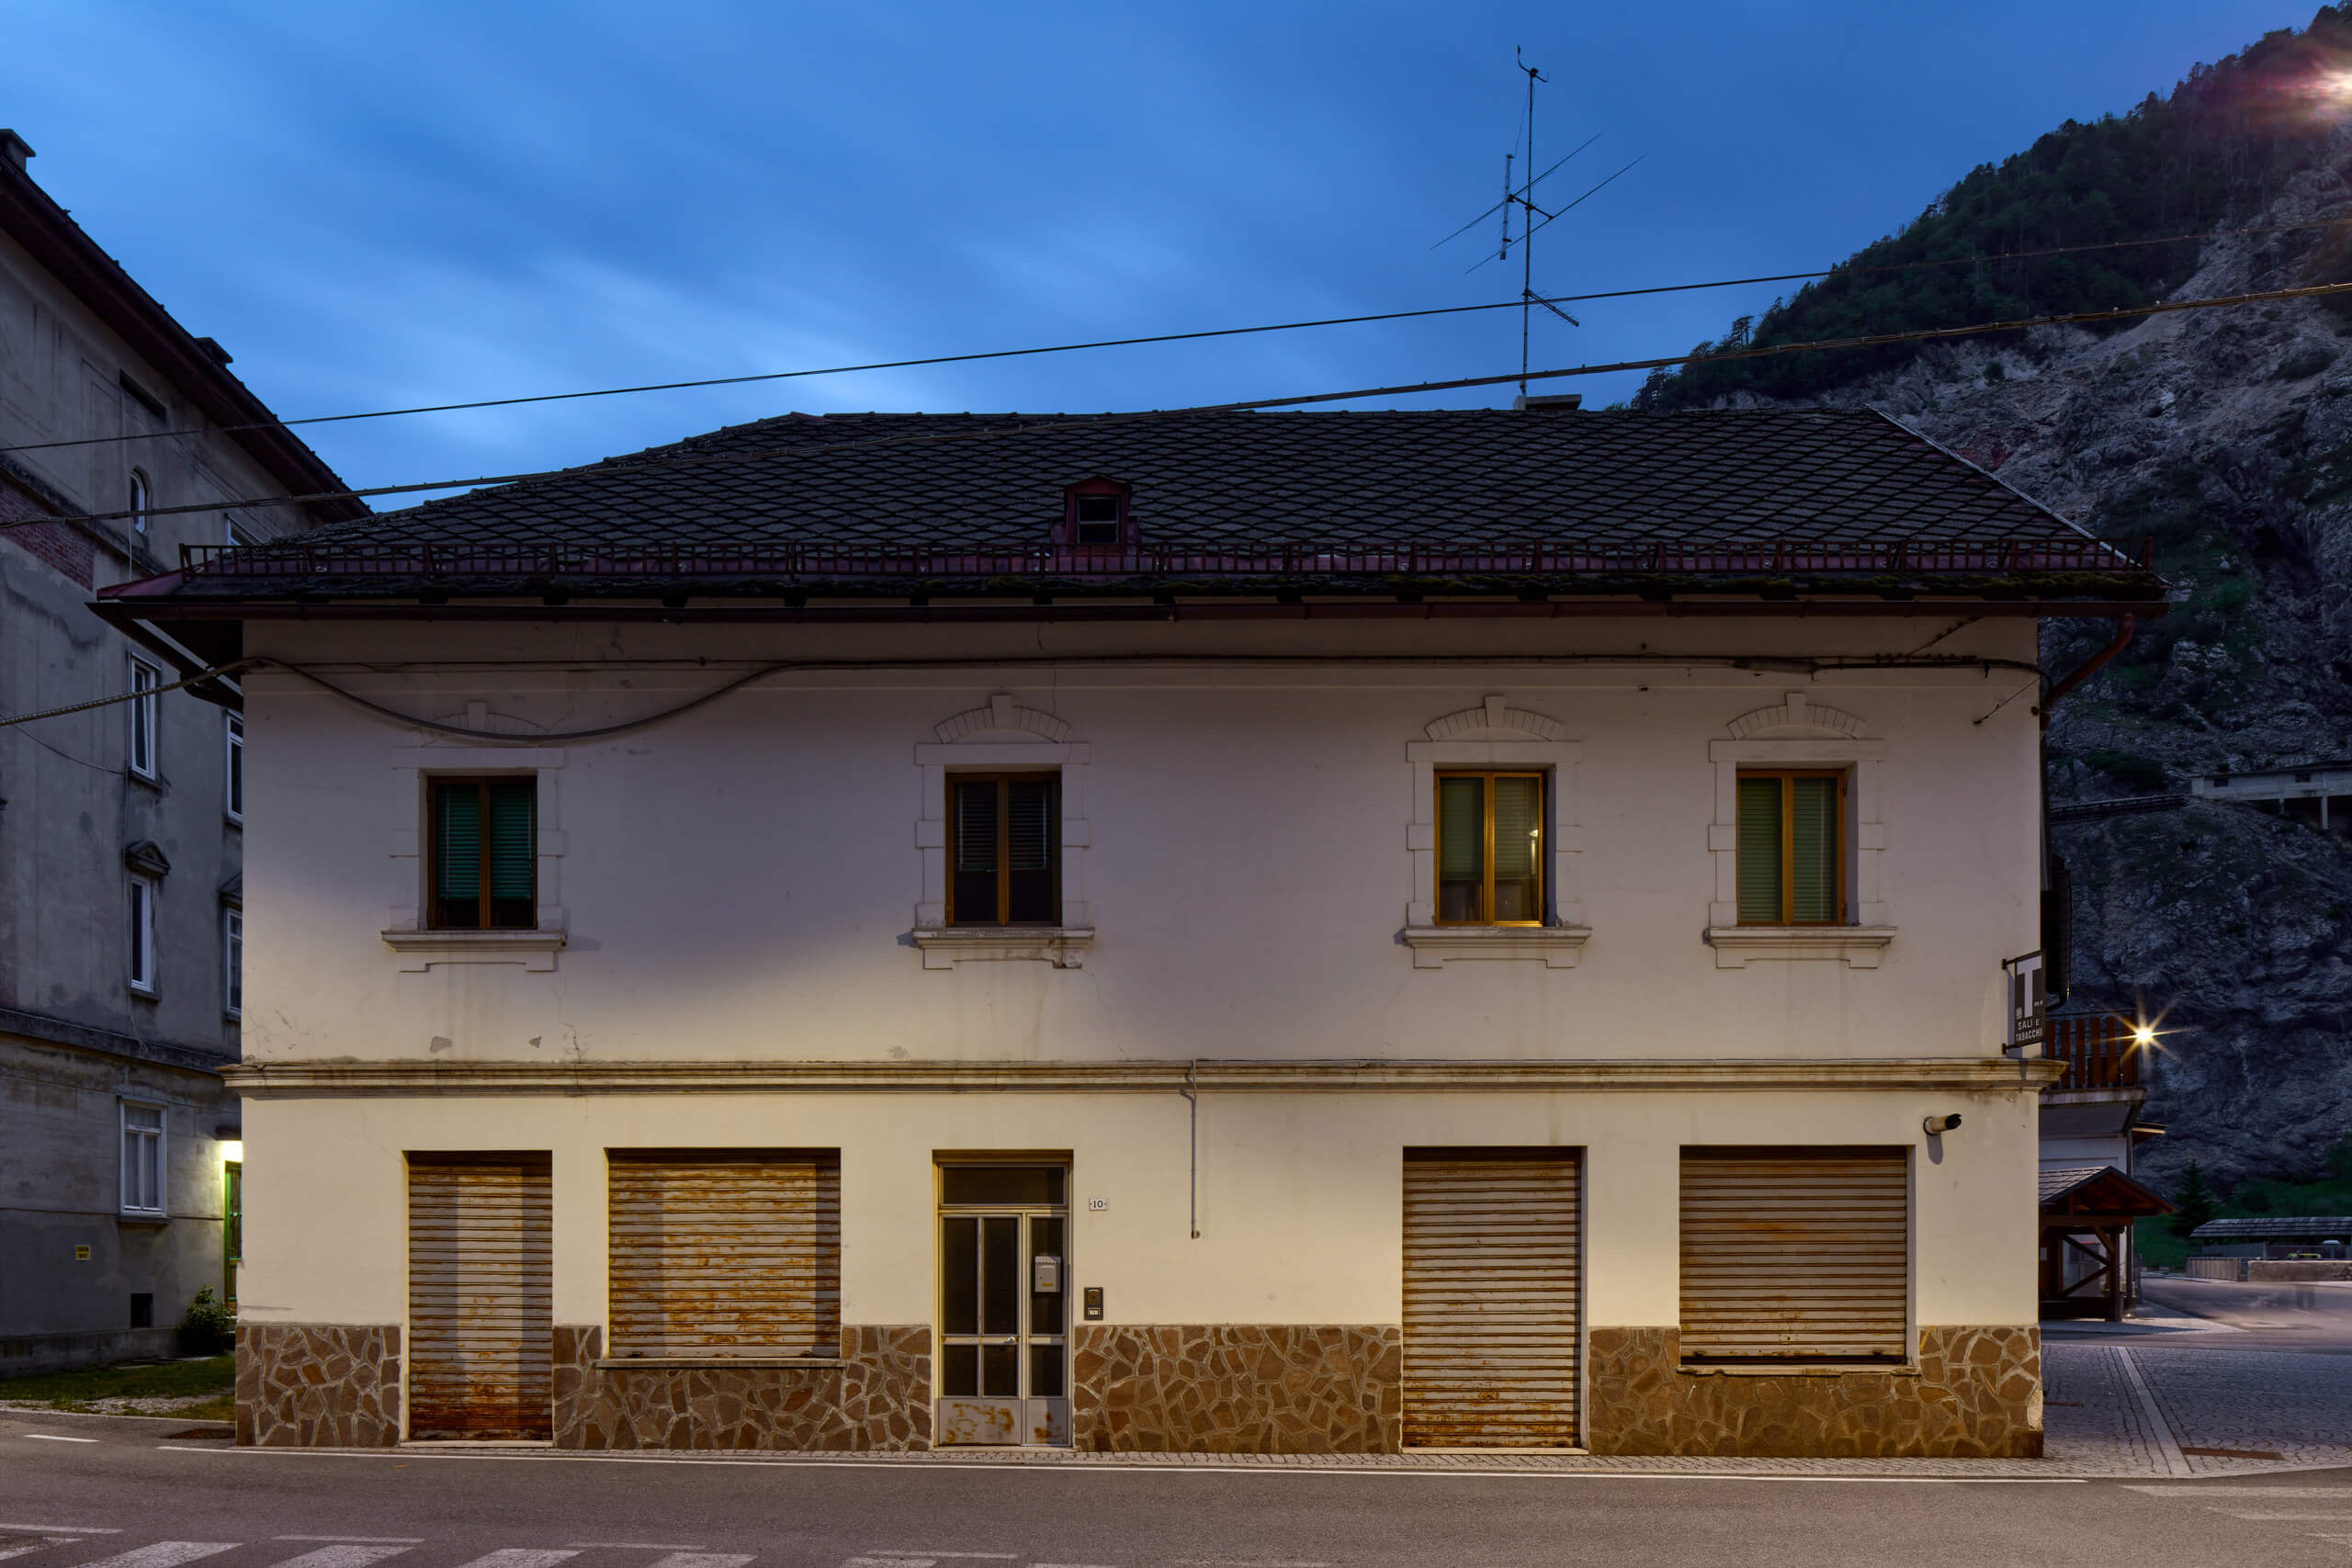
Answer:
2171;1160;2219;1239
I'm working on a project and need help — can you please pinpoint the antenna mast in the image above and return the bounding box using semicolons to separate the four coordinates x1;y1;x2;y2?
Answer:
1516;48;1544;396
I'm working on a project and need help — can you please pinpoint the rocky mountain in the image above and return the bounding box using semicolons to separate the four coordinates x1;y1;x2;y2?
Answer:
1645;13;2352;1190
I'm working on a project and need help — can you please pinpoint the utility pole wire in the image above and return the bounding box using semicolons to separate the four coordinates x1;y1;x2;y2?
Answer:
16;276;2352;537
7;214;2347;461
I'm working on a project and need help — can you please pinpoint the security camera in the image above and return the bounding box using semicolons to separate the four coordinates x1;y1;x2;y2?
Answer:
1923;1113;1962;1135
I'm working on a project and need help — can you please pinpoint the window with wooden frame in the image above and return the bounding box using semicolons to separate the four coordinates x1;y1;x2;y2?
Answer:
948;773;1059;926
428;776;537;931
1435;771;1544;925
1736;770;1846;925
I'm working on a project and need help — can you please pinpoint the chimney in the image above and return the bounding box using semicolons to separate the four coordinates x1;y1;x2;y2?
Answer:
1512;392;1583;412
0;130;33;174
195;337;234;367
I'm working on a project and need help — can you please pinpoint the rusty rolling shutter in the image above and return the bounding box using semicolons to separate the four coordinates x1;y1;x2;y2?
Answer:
607;1150;840;1357
1402;1150;1580;1449
1679;1147;1908;1362
407;1152;552;1439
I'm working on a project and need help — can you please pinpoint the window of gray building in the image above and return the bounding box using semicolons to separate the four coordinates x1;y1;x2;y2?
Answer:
224;714;243;823
128;657;160;779
120;1101;164;1217
128;875;157;994
223;908;243;1020
129;469;151;536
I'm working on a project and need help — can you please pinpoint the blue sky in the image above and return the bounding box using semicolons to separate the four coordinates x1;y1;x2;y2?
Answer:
0;2;2318;499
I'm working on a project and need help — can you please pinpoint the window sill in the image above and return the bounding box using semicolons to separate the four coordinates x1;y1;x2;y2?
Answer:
910;926;1094;970
381;929;567;972
1402;924;1591;969
594;1355;842;1371
127;985;158;1002
1703;925;1896;969
1679;1362;1917;1378
117;1212;169;1227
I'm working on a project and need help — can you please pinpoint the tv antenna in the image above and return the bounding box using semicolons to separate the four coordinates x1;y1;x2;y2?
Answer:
1432;49;1646;397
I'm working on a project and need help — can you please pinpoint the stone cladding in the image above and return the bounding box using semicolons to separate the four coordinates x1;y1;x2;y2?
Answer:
1585;1325;2042;1458
1072;1325;1401;1453
551;1325;930;1450
236;1324;401;1447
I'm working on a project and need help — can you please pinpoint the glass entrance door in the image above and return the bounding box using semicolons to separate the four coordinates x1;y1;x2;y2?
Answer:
936;1165;1069;1446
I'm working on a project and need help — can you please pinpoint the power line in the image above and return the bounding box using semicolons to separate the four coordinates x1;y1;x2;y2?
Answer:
7;213;2347;463
17;276;2352;537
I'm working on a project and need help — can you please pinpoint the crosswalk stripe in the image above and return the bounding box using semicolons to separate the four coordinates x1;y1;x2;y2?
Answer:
266;1546;414;1568
643;1554;748;1568
71;1545;241;1568
0;1540;75;1563
450;1552;578;1568
2225;1512;2352;1520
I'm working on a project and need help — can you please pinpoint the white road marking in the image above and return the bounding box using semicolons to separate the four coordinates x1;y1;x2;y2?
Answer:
450;1554;578;1568
0;1530;119;1537
845;1560;931;1568
0;1540;76;1563
71;1545;242;1568
18;1437;97;1445
2224;1512;2352;1520
2130;1486;2352;1497
1174;1562;1334;1566
264;1547;413;1568
641;1555;747;1568
865;1558;1017;1562
274;1541;426;1547
564;1550;708;1555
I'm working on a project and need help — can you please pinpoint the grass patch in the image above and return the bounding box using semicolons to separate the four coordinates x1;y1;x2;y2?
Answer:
0;1353;232;1417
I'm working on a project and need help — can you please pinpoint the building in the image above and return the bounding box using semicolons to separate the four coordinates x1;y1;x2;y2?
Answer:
0;130;361;1371
2190;1216;2352;1258
98;406;2165;1454
2035;1012;2166;1317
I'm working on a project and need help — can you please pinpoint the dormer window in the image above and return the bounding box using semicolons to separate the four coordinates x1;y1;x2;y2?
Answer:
1074;495;1122;546
1061;479;1132;548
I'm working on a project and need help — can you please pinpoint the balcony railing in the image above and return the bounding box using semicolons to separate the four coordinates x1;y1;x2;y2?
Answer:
2044;1012;2146;1089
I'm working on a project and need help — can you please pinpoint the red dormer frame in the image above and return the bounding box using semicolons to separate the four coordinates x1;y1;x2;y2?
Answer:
1057;477;1134;549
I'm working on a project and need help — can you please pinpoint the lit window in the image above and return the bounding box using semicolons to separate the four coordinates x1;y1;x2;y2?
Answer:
224;715;243;823
129;470;150;536
429;777;537;930
121;1101;165;1216
1435;772;1544;924
1736;771;1846;925
129;875;158;993
949;774;1059;925
128;658;160;779
222;908;243;1019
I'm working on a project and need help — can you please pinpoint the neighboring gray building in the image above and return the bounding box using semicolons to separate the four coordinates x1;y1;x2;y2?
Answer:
0;130;362;1371
2190;1217;2352;1259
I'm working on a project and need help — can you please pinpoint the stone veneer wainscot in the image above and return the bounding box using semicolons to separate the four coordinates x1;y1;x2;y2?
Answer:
1073;1325;1401;1453
551;1325;931;1450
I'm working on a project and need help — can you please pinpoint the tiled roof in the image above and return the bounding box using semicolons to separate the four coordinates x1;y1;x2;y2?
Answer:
2040;1166;2112;1204
311;407;2099;555
112;407;2166;612
2191;1216;2352;1238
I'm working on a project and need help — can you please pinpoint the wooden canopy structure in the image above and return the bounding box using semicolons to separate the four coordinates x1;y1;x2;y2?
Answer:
2041;1165;2174;1321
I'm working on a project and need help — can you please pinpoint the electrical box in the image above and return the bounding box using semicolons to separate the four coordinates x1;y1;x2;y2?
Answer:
1082;1286;1103;1321
1033;1253;1061;1293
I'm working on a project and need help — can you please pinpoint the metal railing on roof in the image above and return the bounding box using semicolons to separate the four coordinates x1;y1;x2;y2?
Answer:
175;536;2156;581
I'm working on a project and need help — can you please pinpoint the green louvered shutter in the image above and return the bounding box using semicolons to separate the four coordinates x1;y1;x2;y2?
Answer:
1437;776;1485;922
434;782;482;928
1489;775;1543;922
488;780;536;929
1736;777;1783;924
1789;776;1838;924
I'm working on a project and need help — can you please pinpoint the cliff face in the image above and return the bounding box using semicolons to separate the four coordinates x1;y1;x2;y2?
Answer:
1714;125;2352;1190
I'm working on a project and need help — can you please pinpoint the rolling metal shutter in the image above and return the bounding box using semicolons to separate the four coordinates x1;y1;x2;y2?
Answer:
607;1150;841;1357
407;1153;552;1439
1402;1150;1580;1448
1679;1148;1908;1362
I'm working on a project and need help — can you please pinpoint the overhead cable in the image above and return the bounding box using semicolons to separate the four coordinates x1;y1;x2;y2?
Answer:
7;214;2350;461
14;276;2352;536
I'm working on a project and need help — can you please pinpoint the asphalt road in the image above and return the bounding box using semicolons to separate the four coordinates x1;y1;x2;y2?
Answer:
11;1411;2352;1568
2137;1274;2352;1352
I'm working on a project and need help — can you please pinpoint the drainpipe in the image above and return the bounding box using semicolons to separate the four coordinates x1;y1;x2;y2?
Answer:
1180;1061;1200;1239
2041;614;2135;730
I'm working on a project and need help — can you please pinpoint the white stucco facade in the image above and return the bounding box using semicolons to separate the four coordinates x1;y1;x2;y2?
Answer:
219;608;2062;1454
